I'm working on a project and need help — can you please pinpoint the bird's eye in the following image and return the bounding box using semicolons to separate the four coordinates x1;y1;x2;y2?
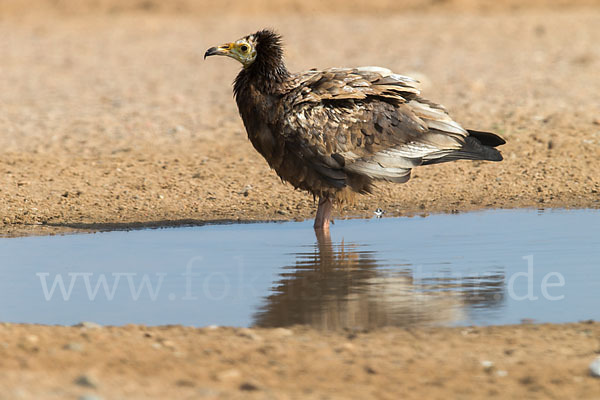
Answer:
240;45;249;52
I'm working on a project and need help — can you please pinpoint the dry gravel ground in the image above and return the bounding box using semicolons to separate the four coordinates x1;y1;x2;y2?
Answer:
1;322;600;400
1;1;600;398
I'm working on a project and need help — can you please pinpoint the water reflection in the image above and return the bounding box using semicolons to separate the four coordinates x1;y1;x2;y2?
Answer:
253;231;505;330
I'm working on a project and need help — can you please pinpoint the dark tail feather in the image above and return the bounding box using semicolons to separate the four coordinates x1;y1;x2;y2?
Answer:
422;130;505;165
467;129;506;147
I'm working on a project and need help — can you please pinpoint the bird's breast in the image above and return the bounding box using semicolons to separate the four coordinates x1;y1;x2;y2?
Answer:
237;83;285;155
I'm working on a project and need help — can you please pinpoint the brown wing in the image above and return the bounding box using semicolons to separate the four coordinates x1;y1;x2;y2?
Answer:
283;66;421;105
278;67;471;187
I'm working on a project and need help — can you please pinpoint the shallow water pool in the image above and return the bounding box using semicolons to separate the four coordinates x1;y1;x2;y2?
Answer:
0;209;598;329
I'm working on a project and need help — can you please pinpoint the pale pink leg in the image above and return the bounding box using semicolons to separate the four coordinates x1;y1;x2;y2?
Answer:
314;197;333;231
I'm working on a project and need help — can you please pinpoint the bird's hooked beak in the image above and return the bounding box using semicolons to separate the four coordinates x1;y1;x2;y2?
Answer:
204;38;257;67
204;43;233;60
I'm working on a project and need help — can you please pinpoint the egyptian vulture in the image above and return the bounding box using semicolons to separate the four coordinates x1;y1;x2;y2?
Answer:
204;29;505;230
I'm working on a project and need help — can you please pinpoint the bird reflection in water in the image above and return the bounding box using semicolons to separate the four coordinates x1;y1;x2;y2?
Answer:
253;230;505;330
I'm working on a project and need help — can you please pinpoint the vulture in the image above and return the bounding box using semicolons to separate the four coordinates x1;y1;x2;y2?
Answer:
205;29;505;231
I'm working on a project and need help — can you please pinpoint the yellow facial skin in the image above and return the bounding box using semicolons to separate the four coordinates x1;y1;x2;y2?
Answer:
204;39;257;68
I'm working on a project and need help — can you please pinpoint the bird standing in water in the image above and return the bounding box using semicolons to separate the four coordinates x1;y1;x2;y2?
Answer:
205;29;505;232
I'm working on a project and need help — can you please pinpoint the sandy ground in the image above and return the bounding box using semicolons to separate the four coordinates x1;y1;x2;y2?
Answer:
1;2;600;237
1;1;600;398
0;322;599;399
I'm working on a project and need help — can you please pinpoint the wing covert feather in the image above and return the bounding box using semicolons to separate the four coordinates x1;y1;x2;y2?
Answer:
278;67;470;182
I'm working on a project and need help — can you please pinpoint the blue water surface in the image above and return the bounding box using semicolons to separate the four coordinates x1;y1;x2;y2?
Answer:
0;209;598;329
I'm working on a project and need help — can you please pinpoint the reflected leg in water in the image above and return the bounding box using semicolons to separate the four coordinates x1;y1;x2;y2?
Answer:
253;228;484;330
314;225;332;252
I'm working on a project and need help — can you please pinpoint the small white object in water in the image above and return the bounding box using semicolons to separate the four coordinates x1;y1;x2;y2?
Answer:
374;208;385;218
590;356;600;377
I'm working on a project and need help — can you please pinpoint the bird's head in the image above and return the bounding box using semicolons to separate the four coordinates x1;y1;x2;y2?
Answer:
204;29;283;69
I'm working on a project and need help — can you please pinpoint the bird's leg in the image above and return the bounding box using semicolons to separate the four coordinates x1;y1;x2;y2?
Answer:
314;196;333;231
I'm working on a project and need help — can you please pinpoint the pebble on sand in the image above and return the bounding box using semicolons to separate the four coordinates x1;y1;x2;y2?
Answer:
239;382;260;391
74;374;99;389
481;360;494;371
64;342;84;352
75;321;102;329
590;356;600;377
216;368;241;381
